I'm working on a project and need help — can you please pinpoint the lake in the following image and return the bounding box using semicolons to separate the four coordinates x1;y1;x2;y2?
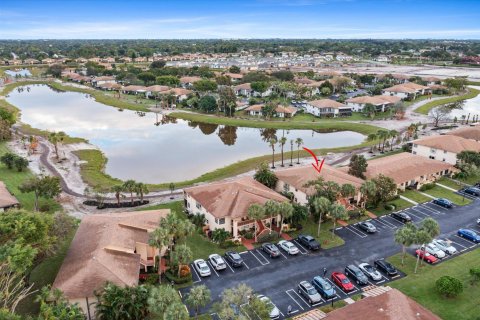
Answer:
6;84;365;183
448;87;480;120
5;69;32;77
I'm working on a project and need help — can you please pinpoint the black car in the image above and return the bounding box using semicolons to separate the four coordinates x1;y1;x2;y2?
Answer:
464;187;480;196
297;234;320;250
374;259;398;277
262;243;280;258
358;221;377;233
344;264;368;285
224;251;243;267
391;212;412;223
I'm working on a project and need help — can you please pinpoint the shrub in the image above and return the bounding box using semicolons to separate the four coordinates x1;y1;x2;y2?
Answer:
243;232;254;240
419;182;436;191
384;204;396;211
257;231;279;243
435;276;463;298
470;268;480;284
144;274;159;285
165;270;192;284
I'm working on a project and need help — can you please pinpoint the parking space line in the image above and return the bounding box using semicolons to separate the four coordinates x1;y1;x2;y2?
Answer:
207;261;220;277
345;225;368;238
326;278;346;295
380;216;401;228
285;289;304;310
418;204;441;214
426;202;449;212
225;260;235;273
371;219;392;230
242;260;250;269
405;210;423;220
293;240;308;255
456;191;477;200
251;250;270;265
447;239;468;249
279;250;288;260
410;207;432;217
190;264;202;283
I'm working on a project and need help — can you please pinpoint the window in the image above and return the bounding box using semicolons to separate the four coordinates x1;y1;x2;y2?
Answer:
215;218;225;225
412;151;417;155
283;183;290;192
196;202;202;209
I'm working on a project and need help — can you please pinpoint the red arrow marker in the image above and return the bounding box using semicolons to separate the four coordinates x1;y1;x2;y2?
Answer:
303;147;325;173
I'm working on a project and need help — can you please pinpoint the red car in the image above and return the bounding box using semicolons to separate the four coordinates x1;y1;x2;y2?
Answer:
331;272;354;292
415;249;438;264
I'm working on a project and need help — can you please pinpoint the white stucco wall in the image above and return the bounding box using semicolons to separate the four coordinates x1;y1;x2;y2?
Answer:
411;144;458;165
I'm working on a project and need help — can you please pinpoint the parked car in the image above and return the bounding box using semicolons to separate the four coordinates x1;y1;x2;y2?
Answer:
312;276;336;299
391;212;412;223
463;187;480;196
256;295;280;319
431;239;457;255
297;234;320;250
262;243;280;258
278;240;299;255
457;229;480;243
421;243;446;258
208;254;227;271
374;259;398;277
331;272;354;292
193;259;211;277
344;265;369;285
477;218;480;226
415;249;438;264
224;251;243;267
358;263;382;281
358;221;377;233
297;281;322;304
433;198;453;208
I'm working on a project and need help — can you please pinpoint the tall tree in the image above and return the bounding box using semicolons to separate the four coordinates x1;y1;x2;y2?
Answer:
172;244;193;278
367;133;377;152
264;200;279;233
95;283;150;320
135;182;149;203
147;285;179;316
348;154;368;179
111;185;124;207
394;224;417;265
19;176;61;211
278;136;287;167
254;162;278;189
340;184;356;199
48;131;66;160
269;137;277;169
360;180;377;207
414;229;433;274
185;285;211;320
277;201;294;234
247;203;266;242
328;203;348;239
148;226;169;282
122;179;137;205
312;197;331;237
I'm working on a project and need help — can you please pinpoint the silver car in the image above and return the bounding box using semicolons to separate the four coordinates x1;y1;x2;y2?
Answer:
193;259;211;277
257;295;280;319
278;240;299;255
431;239;457;255
297;281;322;305
358;263;382;281
208;254;227;270
421;243;446;258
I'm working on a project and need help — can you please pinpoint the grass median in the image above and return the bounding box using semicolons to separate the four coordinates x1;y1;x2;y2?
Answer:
422;185;471;206
388;250;480;320
415;88;480;115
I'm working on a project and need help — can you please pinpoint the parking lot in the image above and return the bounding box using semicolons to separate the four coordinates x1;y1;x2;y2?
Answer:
182;195;479;319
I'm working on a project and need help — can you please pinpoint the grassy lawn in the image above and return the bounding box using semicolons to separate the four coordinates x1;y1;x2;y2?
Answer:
290;111;392;122
455;174;480;186
437;177;464;191
16;229;77;316
422;185;472;206
169;111;382;135
140;201;247;260
287;217;345;250
415;88;480;115
401;189;432;203
388;249;480;320
369;197;414;216
0;141;61;212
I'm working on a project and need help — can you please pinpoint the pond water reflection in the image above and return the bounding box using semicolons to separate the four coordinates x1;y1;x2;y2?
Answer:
6;85;365;183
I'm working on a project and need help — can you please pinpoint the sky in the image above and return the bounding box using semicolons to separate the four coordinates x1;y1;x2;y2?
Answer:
1;0;480;39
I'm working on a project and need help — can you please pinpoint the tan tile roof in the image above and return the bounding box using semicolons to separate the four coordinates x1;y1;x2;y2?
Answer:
93;76;115;81
163;88;192;96
447;126;480;141
422;76;441;82
346;95;401;105
295;77;315;85
276;165;363;196
234;83;252;91
122;85;147;92
245;104;264;111
223;72;243;79
359;152;455;184
184;177;288;219
180;76;202;84
97;82;122;89
308;99;349;109
145;85;171;92
0;181;19;208
325;288;440;320
53;210;168;299
275;106;297;114
383;82;430;93
413;135;480;154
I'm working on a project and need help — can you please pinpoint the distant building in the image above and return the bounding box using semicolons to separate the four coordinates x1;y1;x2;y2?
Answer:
345;95;401;112
305;99;352;117
382;83;431;100
0;181;19;212
412;135;480;165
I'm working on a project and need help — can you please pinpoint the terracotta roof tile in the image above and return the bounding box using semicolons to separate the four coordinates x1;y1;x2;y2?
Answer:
413;135;480;154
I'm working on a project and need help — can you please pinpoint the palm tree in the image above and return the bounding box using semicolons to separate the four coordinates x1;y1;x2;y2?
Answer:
269;137;277;169
264;200;279;233
169;182;175;199
122;179;137;205
295;138;303;164
414;229;432;274
278;201;293;234
111;185;124;207
394;224;417;265
377;129;389;152
164;302;189;320
360;180;376;208
340;184;356;200
247;204;266;242
419;218;440;266
367;133;377;153
289;139;294;166
48;131;66;159
135;182;149;203
186;285;211;320
278;137;287;167
148;226;169;282
172;244;192;278
328;203;348;239
147;285;178;316
312;197;331;237
389;130;398;151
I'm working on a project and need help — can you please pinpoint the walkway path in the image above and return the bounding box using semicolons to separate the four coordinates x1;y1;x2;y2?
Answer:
436;183;459;192
399;195;418;205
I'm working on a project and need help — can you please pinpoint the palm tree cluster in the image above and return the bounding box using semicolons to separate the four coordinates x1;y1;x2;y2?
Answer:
367;129;399;153
110;179;150;207
247;200;294;242
268;136;304;169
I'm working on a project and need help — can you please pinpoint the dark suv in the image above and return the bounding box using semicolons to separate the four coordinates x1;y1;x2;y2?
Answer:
297;235;320;250
345;265;368;285
391;211;412;223
464;187;480;196
374;259;398;277
224;251;243;267
261;243;280;258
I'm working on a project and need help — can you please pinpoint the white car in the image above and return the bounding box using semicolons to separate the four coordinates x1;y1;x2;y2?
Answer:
193;259;211;277
257;295;280;319
208;254;227;271
358;263;382;281
431;239;457;255
278;240;299;255
421;243;446;259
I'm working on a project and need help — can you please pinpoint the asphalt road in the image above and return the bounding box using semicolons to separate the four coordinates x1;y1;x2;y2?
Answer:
181;193;480;319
